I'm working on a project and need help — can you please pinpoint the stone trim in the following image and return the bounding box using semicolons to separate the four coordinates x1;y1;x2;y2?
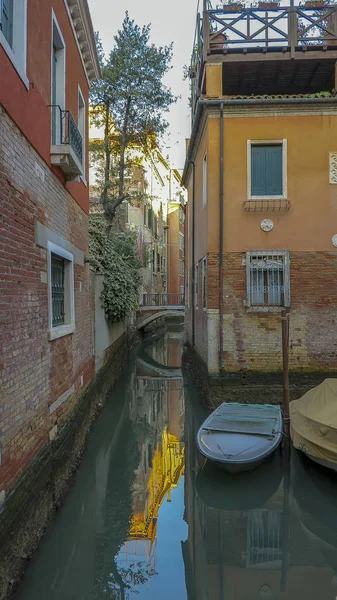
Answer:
35;221;84;266
49;385;75;415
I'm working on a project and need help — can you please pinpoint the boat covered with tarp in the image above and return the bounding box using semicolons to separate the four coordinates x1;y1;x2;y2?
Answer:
196;402;283;472
290;378;337;471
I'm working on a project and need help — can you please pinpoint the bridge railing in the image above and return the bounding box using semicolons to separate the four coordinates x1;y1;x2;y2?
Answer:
141;293;185;307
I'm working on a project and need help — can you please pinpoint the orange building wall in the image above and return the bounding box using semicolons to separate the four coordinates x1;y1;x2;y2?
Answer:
202;113;337;255
0;0;90;213
185;105;337;373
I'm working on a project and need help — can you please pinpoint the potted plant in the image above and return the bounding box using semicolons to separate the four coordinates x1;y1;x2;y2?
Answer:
222;2;243;12
304;0;325;7
209;31;227;50
257;1;280;9
188;66;196;79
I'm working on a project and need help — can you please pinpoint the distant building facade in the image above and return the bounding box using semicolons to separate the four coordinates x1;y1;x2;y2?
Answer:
89;122;185;301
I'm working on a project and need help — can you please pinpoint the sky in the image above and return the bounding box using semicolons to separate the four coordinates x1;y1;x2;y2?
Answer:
87;0;199;171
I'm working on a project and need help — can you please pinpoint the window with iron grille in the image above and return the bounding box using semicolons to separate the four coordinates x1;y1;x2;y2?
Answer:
48;242;74;340
51;254;65;326
246;250;290;308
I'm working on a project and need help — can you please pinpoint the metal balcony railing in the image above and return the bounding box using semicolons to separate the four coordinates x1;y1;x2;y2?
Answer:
49;105;83;165
141;293;185;307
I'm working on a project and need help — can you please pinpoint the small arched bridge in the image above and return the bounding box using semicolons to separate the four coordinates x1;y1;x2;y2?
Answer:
136;293;185;330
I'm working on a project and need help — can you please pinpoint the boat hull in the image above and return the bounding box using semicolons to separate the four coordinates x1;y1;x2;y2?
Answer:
201;454;268;473
290;378;337;473
196;403;283;473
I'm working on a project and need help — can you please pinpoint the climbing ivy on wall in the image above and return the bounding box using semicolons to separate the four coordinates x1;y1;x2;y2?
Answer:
89;215;141;323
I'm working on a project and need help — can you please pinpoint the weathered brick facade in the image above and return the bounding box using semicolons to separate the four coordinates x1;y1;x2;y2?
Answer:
0;107;95;495
186;251;337;374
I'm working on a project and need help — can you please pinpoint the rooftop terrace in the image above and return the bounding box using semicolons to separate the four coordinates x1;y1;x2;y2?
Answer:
190;1;337;114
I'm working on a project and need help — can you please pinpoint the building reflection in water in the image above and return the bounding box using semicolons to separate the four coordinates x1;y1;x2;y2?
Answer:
183;392;337;600
117;328;185;591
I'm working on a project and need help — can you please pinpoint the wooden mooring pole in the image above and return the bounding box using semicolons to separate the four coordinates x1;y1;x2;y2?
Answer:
281;307;290;438
280;307;291;593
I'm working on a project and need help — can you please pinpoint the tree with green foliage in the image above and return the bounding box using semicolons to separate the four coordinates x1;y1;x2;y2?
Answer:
89;215;141;323
90;12;177;221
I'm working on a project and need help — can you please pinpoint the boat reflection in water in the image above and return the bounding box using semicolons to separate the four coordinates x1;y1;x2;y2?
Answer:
292;450;337;582
183;395;337;600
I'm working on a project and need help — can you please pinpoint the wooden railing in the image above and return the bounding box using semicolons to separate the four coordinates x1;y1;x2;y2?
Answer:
190;4;337;115
141;294;185;307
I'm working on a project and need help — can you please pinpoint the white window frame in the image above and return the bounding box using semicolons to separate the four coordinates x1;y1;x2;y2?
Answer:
247;140;287;201
202;153;207;208
0;0;28;88
201;256;207;310
51;11;66;145
47;241;75;340
245;249;290;310
78;84;86;181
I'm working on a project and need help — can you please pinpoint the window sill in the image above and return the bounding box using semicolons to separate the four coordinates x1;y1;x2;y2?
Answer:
244;198;290;212
48;324;75;341
246;306;284;313
0;32;29;90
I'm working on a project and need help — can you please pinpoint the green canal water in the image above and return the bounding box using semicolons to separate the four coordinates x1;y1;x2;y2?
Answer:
17;322;337;599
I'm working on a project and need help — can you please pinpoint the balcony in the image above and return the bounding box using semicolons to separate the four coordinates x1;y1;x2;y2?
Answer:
49;106;83;180
191;3;337;113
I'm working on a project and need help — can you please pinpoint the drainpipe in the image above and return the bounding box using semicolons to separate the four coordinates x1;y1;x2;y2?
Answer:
219;102;224;371
190;161;196;347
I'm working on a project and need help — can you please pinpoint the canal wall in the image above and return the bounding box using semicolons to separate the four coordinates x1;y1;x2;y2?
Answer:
182;343;337;410
94;274;136;373
0;326;139;600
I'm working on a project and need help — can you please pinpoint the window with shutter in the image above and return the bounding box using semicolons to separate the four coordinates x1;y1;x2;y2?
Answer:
1;0;13;47
251;144;283;197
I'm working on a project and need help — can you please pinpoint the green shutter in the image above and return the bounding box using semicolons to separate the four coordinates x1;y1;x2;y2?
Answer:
265;145;283;196
2;0;13;47
251;145;283;196
148;208;153;230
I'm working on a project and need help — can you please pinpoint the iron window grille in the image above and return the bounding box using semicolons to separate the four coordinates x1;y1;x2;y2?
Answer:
246;510;283;568
51;253;65;326
246;250;290;308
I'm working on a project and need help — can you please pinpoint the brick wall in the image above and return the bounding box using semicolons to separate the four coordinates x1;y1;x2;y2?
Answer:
186;251;337;373
0;107;94;495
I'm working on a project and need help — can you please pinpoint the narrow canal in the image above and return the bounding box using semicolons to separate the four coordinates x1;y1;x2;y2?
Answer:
17;320;337;600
